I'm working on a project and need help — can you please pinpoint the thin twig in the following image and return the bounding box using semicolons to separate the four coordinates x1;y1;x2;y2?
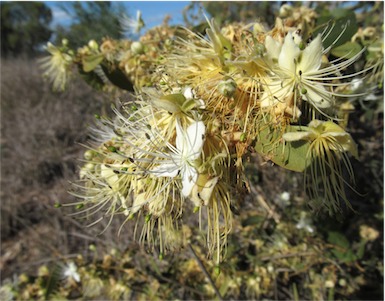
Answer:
188;244;224;301
251;185;280;223
260;251;315;261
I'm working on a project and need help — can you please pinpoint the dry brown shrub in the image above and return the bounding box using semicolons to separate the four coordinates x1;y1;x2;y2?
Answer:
0;59;129;279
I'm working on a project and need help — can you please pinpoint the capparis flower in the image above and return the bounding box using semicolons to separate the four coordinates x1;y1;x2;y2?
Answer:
152;119;205;197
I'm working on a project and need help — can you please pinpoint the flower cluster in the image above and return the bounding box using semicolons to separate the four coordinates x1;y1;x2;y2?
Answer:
43;6;382;262
72;88;233;261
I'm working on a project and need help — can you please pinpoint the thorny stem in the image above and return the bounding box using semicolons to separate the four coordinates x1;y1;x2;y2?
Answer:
188;243;224;301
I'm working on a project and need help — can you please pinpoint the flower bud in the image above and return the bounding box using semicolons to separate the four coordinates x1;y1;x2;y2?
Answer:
217;77;237;98
363;27;376;38
84;150;95;160
279;4;293;18
131;41;145;55
214;265;221;276
88;40;99;50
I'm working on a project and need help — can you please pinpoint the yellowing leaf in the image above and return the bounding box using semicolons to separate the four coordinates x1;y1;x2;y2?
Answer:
82;53;104;72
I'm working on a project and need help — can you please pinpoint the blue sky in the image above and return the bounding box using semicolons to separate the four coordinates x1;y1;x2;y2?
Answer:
45;1;193;30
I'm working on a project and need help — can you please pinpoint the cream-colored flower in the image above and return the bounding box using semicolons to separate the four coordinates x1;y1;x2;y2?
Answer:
152;119;205;197
283;120;358;213
262;33;332;112
63;262;80;283
120;10;145;35
40;42;73;91
262;31;365;117
283;119;358;158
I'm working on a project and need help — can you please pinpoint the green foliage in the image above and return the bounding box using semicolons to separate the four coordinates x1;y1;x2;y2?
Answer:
100;64;134;92
331;41;363;59
54;2;124;49
1;2;52;57
254;122;311;173
314;7;358;49
44;265;62;300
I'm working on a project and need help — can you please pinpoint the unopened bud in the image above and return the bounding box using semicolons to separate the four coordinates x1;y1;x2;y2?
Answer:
88;40;98;50
131;41;145;55
145;214;151;223
363;27;376;38
84;150;95;160
217;77;237;98
279;4;293;18
214;265;221;276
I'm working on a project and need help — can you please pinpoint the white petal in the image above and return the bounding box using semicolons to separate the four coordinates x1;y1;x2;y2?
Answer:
185;121;205;159
198;177;218;206
131;193;148;214
307;119;323;128
181;166;198;197
283;131;313;142
279;32;300;72
101;164;119;190
175;119;184;151
304;84;332;108
183;87;194;100
73;272;81;283
152;162;180;177
265;36;281;61
176;120;205;159
261;80;292;107
298;34;322;74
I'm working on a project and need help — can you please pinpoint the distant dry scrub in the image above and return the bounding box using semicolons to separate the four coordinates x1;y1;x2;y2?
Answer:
0;59;121;278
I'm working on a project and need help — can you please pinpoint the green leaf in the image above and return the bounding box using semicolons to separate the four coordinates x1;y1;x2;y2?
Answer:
327;231;350;249
100;64;134;91
254;124;311;172
314;9;358;50
82;53;104;72
219;279;230;297
44;265;62;300
242;215;264;226
162;93;186;106
356;240;366;260
331;42;362;59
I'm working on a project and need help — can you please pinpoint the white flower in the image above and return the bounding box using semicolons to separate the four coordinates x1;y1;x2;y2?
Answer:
40;42;72;91
283;119;358;158
183;86;205;109
280;191;290;202
152;120;205;197
296;211;314;233
262;32;332;111
120;10;145;35
63;262;80;283
263;31;366;115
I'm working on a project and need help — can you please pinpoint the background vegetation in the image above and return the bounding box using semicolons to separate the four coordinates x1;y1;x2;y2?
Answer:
1;1;383;300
